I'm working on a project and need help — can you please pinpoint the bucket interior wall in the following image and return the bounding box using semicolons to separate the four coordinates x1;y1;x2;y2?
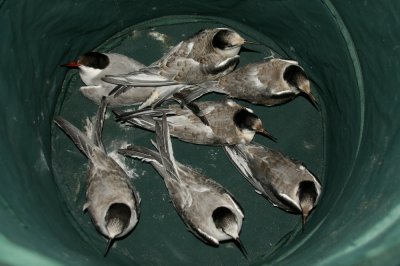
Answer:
1;1;400;265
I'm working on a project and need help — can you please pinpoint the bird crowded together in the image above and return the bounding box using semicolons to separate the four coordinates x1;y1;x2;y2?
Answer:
56;27;322;257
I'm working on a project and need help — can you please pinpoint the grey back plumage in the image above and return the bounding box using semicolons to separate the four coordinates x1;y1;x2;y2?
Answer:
101;28;244;106
116;99;273;145
155;28;242;84
217;59;309;106
79;53;145;87
76;52;152;107
54;97;140;255
182;58;317;108
224;142;321;222
54;116;98;159
119;115;245;250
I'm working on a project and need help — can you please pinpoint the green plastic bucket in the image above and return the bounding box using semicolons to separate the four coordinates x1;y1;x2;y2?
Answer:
1;1;399;265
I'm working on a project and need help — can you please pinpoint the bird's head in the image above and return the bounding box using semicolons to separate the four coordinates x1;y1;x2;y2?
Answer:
283;64;318;109
103;203;131;256
212;28;246;57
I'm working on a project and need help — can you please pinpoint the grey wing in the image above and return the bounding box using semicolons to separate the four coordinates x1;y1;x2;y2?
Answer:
154;115;180;181
228;143;301;210
166;114;215;144
108;84;129;97
106;41;192;87
219;64;262;93
118;141;180;187
123;116;157;132
179;81;226;105
54;116;97;159
178;204;220;246
182;101;209;126
114;107;175;133
138;84;189;110
151;41;189;67
102;68;179;87
224;144;270;199
144;115;196;213
92;96;108;151
158;56;201;83
161;55;239;84
118;145;162;165
219;64;286;105
103;41;191;88
117;108;213;144
188;100;239;143
200;55;239;76
113;107;172;123
224;145;254;183
224;143;277;198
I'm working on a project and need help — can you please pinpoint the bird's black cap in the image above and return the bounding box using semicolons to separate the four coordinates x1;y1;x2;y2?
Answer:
80;52;110;69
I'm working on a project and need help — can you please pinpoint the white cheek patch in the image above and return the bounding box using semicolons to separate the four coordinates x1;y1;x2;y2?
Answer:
241;129;255;143
80;66;103;85
221;48;240;58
